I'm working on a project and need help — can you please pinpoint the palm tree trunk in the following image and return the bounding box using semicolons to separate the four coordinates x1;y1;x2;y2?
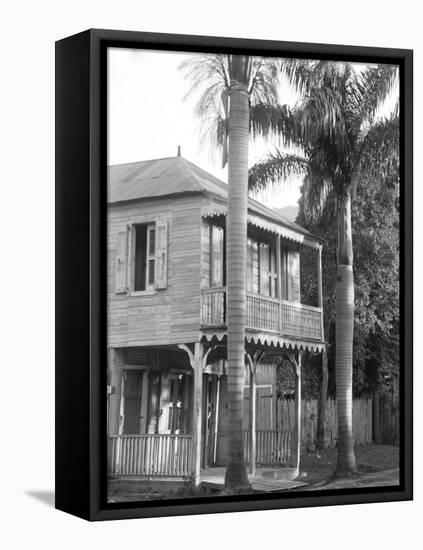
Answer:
317;348;329;450
224;56;251;491
335;191;358;475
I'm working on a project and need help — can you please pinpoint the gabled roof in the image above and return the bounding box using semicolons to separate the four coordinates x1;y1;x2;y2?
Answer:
108;156;320;243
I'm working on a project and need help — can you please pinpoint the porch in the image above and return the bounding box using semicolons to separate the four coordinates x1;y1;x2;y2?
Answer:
107;344;311;487
108;429;295;478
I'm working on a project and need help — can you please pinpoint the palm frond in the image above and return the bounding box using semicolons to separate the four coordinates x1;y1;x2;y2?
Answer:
354;115;400;188
180;53;280;160
356;65;399;124
249;103;301;146
301;173;333;223
248;150;308;193
298;86;347;147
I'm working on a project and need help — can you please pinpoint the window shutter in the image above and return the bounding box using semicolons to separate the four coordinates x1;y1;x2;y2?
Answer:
287;250;300;302
259;243;270;296
211;225;224;287
115;229;128;294
246;239;253;292
154;220;168;289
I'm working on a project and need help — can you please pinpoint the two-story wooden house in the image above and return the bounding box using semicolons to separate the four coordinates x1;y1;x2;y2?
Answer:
107;155;325;487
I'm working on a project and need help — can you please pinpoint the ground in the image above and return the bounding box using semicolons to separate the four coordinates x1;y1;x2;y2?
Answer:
298;444;400;485
108;444;400;502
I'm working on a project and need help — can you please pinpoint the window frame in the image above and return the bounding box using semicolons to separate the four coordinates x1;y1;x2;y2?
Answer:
130;221;157;294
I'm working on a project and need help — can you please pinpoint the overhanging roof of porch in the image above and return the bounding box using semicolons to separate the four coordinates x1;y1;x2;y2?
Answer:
202;201;321;250
200;329;325;353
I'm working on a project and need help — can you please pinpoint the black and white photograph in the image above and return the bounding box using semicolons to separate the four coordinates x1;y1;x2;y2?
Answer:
2;0;421;543
106;47;402;503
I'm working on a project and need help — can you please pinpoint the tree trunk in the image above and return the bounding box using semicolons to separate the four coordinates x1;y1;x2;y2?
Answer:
317;349;329;450
335;191;358;476
224;56;251;491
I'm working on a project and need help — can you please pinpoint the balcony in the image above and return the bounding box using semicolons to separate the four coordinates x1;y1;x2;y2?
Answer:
201;287;323;341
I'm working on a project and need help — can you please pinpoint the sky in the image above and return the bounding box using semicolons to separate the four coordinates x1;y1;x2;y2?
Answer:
107;48;398;209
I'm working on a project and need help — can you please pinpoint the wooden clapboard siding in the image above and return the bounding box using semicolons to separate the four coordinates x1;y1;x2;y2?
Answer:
108;195;202;347
170;199;202;341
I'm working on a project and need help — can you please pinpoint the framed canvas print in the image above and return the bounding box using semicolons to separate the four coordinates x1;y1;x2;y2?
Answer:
55;29;413;521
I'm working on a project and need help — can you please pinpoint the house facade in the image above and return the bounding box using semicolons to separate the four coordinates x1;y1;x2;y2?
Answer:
107;155;325;484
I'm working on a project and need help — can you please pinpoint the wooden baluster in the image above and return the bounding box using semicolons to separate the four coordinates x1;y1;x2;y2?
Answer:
128;437;132;475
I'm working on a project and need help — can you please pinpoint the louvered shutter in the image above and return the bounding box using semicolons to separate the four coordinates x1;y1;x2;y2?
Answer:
211;225;224;287
115;230;128;294
287;250;300;302
154;220;168;289
246;239;253;292
259;243;270;296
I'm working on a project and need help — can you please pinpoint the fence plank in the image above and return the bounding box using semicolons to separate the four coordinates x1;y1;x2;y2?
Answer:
275;397;377;447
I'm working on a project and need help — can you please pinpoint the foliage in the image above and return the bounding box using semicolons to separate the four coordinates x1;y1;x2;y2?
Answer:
248;61;399;216
297;170;399;399
247;60;399;407
179;54;280;163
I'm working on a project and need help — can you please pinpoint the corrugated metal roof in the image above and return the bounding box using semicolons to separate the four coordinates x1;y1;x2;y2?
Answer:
108;156;318;241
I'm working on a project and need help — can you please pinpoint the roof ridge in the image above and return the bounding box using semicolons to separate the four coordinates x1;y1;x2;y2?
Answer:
108;156;178;168
175;156;205;192
183;158;228;188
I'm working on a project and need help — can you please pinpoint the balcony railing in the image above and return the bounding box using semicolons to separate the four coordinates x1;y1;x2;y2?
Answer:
201;287;323;341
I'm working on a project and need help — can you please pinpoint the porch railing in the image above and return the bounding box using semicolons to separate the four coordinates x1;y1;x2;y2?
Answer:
108;434;193;477
201;287;322;341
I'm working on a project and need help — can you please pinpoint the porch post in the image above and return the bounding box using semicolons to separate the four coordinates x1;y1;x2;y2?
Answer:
178;342;213;486
293;352;302;475
276;234;282;335
246;350;264;476
213;375;221;464
249;366;257;476
317;245;324;341
193;342;203;485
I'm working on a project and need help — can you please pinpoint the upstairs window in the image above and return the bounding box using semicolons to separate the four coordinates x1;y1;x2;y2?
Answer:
114;219;168;294
247;237;278;298
134;223;156;291
247;238;258;293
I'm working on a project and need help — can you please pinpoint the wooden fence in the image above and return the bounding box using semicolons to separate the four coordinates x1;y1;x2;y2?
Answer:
380;398;400;445
275;397;373;448
241;429;293;464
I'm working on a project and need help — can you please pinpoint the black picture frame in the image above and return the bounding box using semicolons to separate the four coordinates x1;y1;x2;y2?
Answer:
55;28;413;521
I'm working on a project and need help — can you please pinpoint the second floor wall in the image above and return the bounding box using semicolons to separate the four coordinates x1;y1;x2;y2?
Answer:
108;195;319;348
108;195;203;348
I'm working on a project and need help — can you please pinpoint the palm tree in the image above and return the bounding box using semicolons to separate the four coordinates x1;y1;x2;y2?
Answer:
180;54;279;490
248;61;399;475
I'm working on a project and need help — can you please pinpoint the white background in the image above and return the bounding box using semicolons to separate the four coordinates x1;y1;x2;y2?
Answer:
0;1;420;548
